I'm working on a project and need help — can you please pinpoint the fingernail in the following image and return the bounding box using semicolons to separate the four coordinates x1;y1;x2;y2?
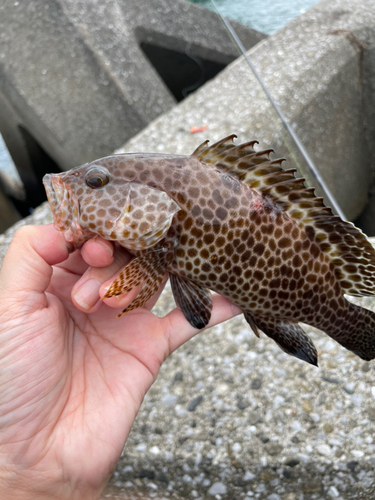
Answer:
94;237;113;257
74;279;101;310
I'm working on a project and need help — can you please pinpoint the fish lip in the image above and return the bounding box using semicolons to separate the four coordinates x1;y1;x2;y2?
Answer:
43;174;58;208
43;173;64;212
43;174;82;250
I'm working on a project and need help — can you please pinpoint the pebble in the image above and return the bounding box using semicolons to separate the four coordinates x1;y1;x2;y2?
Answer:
350;394;363;407
361;362;371;372
324;340;336;352
328;485;340;497
232;442;242;453
207;482;227;495
273;395;285;408
225;344;238;355
216;384;230;395
244;471;256;481
237;399;249;410
139;469;155;479
302;479;323;493
135;444;147;452
351;450;365;458
149;446;160;455
291;421;302;432
248;411;260;424
173;371;184;383
303;400;312;413
316;444;332;456
310;413;320;423
283;494;297;500
284;457;300;467
343;383;355;394
322;375;341;384
323;423;334;434
250;378;262;390
265;442;283;456
187;396;203;412
162;394;178;407
317;393;326;405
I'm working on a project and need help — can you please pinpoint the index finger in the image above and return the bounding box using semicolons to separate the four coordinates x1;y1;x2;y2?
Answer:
55;237;115;275
80;238;115;268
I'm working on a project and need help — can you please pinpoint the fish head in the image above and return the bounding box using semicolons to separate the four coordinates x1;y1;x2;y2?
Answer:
43;157;180;251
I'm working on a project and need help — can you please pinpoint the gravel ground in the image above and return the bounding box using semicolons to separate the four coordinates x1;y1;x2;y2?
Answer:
1;203;375;500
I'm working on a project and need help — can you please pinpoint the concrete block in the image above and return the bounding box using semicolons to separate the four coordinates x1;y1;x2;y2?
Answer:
117;0;375;224
0;0;264;208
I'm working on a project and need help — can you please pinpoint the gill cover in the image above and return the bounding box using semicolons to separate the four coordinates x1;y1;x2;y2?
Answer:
107;183;180;250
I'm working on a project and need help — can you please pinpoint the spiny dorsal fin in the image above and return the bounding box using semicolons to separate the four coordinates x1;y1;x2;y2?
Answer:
192;135;375;297
192;134;259;164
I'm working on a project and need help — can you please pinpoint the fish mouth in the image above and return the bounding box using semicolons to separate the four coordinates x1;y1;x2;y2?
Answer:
43;173;82;251
43;174;62;213
43;174;69;230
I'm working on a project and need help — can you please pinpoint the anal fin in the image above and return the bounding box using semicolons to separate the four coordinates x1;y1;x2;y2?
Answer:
244;313;318;366
170;274;212;329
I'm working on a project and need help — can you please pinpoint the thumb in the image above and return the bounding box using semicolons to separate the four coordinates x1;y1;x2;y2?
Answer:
0;224;69;296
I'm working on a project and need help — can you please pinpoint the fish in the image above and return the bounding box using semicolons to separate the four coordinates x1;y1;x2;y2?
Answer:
43;134;375;366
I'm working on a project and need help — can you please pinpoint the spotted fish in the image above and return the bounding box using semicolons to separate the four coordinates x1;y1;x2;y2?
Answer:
43;135;375;366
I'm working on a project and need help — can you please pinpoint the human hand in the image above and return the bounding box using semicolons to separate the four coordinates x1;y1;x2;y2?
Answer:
0;224;240;500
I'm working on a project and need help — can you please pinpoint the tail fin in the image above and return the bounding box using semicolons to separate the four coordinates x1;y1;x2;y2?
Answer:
327;300;375;361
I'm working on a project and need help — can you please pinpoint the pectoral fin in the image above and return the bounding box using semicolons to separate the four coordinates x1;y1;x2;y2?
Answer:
103;246;168;317
243;312;260;338
244;313;318;366
170;274;212;329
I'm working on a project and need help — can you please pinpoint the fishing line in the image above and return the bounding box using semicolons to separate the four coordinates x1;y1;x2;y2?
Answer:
209;0;346;220
182;43;206;98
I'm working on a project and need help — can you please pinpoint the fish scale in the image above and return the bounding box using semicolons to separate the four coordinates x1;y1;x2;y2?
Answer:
43;135;375;366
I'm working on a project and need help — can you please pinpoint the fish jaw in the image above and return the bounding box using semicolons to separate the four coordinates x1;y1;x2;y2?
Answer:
43;173;88;251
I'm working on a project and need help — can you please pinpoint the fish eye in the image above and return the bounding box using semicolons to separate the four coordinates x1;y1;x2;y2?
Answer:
85;167;109;189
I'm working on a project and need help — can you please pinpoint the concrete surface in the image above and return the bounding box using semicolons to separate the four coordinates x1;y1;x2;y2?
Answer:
117;0;375;227
0;0;264;210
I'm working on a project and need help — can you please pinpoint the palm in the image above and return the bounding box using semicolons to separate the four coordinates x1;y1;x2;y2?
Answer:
9;267;167;491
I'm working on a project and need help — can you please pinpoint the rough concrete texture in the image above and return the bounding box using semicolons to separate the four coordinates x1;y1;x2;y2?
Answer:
0;0;264;201
117;0;375;224
1;202;375;500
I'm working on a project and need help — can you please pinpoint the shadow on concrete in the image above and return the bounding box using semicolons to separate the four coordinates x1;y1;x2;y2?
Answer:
140;42;226;102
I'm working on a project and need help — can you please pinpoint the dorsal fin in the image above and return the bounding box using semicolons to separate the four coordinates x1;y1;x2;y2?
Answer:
192;135;375;297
